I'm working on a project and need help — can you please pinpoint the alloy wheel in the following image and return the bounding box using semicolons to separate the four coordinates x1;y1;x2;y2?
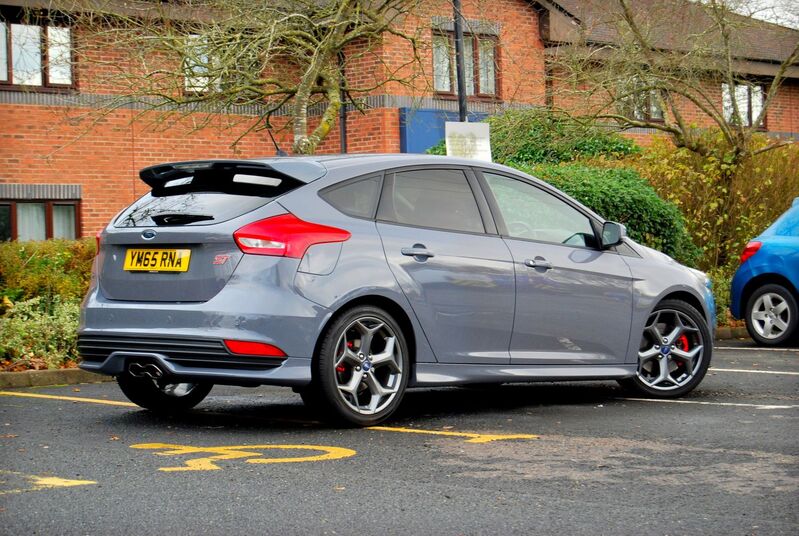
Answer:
750;292;791;340
332;316;403;415
637;308;705;391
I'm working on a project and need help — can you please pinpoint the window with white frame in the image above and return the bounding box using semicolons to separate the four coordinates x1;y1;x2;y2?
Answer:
183;34;219;93
619;78;664;122
433;32;498;98
722;82;764;127
0;18;73;88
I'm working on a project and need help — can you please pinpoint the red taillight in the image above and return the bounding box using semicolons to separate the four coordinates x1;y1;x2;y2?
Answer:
740;241;762;264
95;229;103;256
233;213;351;258
224;340;286;358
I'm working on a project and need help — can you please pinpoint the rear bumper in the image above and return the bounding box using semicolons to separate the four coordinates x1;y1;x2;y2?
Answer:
77;333;313;386
730;264;752;319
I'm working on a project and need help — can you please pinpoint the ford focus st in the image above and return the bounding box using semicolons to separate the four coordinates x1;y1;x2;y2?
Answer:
79;155;715;425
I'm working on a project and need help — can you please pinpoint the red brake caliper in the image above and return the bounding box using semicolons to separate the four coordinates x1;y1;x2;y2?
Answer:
677;335;690;352
336;341;354;373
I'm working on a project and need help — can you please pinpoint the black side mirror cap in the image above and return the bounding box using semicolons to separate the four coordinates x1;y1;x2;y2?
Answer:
601;221;626;249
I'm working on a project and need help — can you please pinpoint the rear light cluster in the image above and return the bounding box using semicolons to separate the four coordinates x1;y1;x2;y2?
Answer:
233;213;351;258
740;241;762;264
224;339;286;358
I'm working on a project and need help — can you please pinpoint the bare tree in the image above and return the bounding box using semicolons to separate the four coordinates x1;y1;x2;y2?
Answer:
45;0;423;154
548;0;798;165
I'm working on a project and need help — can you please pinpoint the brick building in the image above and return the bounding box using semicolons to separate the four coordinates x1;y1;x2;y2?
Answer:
1;0;797;240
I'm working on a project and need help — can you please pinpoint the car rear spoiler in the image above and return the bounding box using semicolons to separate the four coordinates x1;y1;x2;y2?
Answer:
139;159;327;192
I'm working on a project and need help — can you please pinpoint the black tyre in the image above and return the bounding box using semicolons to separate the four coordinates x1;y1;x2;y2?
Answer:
310;305;409;426
117;374;213;414
619;299;712;398
744;284;798;347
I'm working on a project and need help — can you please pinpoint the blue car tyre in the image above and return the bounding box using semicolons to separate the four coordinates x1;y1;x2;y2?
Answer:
310;305;410;426
619;299;712;397
745;283;798;346
117;374;213;414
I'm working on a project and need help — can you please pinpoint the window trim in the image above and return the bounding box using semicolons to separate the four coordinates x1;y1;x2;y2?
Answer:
0;11;76;93
620;78;665;123
0;200;81;241
432;30;500;101
375;165;498;236
722;81;767;130
472;168;605;252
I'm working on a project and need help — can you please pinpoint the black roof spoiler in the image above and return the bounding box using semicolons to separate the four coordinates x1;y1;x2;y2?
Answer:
139;159;327;190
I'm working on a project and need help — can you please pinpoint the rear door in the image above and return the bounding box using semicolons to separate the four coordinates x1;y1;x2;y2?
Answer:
477;169;634;365
375;167;515;365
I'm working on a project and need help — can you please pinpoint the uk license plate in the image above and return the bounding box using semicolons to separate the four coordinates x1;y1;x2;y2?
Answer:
124;249;191;272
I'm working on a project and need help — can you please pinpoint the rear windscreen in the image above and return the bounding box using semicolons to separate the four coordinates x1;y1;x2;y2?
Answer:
115;173;301;227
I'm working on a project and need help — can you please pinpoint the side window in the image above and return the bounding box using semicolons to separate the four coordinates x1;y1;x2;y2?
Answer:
320;175;382;219
378;169;485;233
483;172;596;248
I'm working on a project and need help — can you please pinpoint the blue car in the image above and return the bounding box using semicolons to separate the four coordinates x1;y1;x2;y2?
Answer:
731;198;799;346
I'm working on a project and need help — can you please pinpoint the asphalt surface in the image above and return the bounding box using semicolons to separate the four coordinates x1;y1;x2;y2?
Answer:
1;341;797;535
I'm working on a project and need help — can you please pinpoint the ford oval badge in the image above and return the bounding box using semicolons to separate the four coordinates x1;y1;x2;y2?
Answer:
142;229;157;240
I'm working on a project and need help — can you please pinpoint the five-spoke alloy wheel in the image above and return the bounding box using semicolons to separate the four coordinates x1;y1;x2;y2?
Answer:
745;284;798;346
309;305;409;426
620;299;712;397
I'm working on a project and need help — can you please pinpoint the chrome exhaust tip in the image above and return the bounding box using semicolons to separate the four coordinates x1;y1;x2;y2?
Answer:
128;362;164;379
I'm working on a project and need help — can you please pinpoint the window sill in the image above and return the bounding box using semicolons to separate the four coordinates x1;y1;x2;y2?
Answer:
0;84;77;94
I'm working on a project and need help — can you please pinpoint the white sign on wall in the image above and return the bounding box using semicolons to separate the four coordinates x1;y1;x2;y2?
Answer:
445;122;492;162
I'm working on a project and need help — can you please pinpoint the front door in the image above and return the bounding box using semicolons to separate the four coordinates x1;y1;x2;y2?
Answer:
478;170;634;364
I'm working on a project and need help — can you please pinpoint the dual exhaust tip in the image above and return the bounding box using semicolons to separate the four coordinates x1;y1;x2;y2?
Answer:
128;362;165;379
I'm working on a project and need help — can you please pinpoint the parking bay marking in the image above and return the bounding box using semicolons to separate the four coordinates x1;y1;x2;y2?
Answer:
367;426;537;443
0;470;96;495
618;397;798;410
710;367;799;376
131;443;357;471
0;390;137;407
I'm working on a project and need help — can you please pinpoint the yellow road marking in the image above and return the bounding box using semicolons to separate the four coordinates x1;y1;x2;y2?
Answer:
131;443;356;471
0;470;96;495
368;426;537;443
0;390;136;407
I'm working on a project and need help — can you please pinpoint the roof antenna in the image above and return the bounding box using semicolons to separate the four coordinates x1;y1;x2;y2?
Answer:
267;130;288;157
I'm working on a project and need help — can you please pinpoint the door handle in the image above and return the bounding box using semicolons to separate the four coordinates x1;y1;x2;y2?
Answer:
524;257;552;270
401;245;435;259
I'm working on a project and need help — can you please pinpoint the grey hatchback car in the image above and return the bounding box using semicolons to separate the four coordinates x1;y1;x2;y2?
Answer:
79;154;715;425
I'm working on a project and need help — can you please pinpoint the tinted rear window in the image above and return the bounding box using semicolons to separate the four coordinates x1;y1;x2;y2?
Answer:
115;193;274;227
320;175;382;219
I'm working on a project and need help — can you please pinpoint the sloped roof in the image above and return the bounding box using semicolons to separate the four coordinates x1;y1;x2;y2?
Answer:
539;0;798;65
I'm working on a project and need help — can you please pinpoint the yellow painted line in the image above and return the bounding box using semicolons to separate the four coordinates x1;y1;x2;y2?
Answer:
368;426;537;443
131;443;356;471
0;470;96;495
0;390;136;407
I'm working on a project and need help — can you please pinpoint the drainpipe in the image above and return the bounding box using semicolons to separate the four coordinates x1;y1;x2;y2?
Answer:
453;0;468;122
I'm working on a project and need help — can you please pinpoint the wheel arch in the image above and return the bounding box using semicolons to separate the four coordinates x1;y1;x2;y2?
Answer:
740;273;798;315
311;294;418;373
658;290;707;320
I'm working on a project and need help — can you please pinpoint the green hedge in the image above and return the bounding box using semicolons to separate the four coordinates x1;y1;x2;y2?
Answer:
0;239;95;370
426;108;639;164
513;163;700;266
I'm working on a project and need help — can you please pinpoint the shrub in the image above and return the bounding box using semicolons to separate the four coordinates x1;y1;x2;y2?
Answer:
619;133;799;271
512;163;700;266
0;238;95;307
0;296;80;370
426;108;640;164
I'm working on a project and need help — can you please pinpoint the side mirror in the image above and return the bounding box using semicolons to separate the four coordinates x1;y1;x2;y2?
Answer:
601;221;625;249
